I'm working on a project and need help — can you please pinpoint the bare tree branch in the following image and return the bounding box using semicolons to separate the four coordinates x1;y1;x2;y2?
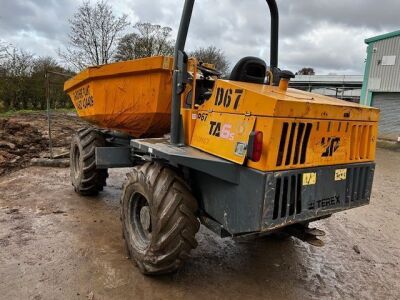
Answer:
296;67;316;75
59;0;129;70
114;22;174;62
189;46;230;76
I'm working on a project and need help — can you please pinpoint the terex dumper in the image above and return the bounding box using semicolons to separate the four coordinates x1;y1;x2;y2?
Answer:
64;0;379;275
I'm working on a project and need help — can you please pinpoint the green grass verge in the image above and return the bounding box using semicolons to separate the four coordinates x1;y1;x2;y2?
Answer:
0;108;76;117
377;139;400;152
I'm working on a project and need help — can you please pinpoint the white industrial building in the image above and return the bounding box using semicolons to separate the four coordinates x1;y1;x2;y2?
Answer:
361;30;400;141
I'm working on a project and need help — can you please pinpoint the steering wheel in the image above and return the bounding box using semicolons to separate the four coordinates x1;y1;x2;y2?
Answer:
197;64;222;78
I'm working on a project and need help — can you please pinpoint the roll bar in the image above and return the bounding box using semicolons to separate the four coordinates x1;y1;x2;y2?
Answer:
171;0;280;145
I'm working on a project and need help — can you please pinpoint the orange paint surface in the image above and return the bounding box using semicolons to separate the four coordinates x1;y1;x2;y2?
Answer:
64;56;174;137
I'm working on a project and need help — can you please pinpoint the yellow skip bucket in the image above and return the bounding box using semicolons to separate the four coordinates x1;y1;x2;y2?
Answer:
64;56;174;137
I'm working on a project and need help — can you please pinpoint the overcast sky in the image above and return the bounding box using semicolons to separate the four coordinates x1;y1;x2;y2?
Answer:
0;0;399;74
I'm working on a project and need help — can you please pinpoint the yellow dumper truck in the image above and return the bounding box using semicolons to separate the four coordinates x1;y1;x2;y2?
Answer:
64;0;379;274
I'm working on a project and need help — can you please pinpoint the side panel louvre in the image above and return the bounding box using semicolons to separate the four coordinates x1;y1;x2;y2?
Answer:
272;173;303;220
285;124;297;165
276;123;289;166
273;178;281;220
350;125;373;161
300;123;312;164
276;122;312;167
293;123;305;164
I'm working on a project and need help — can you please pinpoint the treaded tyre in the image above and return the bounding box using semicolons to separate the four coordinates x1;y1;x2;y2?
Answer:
70;128;108;196
121;162;200;275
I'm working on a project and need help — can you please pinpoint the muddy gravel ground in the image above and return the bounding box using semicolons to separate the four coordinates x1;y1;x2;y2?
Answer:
0;112;88;176
0;148;399;300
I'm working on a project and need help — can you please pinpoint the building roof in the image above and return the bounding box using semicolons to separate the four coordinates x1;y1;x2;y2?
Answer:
291;75;363;84
365;30;400;44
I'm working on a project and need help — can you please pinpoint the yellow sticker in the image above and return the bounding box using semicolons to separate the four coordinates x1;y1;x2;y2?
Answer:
335;169;347;181
303;172;317;186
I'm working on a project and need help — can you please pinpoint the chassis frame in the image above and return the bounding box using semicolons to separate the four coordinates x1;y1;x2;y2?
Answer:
96;136;374;238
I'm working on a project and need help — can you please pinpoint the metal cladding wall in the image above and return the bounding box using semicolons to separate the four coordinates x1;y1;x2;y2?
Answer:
372;92;400;141
361;32;400;141
367;35;400;92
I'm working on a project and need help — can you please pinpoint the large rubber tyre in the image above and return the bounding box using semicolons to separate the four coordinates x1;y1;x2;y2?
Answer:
121;162;200;275
70;128;108;196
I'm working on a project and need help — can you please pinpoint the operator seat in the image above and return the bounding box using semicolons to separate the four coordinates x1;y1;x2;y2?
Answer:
229;56;267;84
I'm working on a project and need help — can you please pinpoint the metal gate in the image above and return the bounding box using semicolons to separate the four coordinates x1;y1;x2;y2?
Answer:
372;92;400;141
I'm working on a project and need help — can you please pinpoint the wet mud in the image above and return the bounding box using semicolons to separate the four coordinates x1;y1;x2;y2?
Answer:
0;148;399;299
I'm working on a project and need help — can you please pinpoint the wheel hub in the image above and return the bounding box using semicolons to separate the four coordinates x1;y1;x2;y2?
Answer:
73;145;81;180
139;206;151;232
129;193;152;249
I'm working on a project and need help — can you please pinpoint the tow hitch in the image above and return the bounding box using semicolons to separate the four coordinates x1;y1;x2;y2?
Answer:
284;224;326;247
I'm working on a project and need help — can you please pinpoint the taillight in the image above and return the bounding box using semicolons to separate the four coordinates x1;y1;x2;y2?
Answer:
247;131;263;162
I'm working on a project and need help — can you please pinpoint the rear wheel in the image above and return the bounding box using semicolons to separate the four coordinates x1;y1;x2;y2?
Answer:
70;128;108;196
121;162;200;275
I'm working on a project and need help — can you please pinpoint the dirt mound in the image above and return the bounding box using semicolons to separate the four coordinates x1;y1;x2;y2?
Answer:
0;119;47;176
0;112;89;176
7;112;89;147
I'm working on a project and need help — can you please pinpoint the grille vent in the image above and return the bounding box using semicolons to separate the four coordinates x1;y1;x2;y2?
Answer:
345;165;371;203
276;122;312;166
350;125;373;160
272;174;302;220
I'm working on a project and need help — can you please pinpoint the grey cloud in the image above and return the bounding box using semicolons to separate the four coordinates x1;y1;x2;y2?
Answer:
0;0;398;74
0;0;78;39
281;0;400;31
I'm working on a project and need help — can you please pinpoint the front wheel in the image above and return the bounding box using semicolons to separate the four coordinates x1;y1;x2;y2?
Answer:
70;128;108;196
121;162;200;275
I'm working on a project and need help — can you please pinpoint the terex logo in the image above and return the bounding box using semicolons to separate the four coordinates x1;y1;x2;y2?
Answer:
308;195;340;210
321;137;340;157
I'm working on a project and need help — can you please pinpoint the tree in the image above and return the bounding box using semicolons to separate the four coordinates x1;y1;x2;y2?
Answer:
114;33;139;61
60;0;129;70
0;45;73;111
30;57;73;110
115;22;174;61
0;42;5;111
0;40;8;61
0;41;9;77
0;48;34;110
189;46;230;76
296;67;315;75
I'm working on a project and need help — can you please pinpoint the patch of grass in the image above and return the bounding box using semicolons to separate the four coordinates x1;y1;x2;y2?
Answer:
0;108;76;117
377;139;400;152
53;108;77;114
